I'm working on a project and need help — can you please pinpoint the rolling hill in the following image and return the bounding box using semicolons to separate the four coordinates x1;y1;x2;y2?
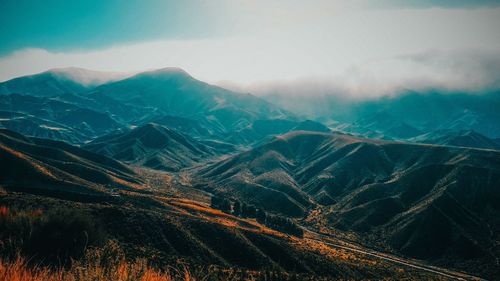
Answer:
266;91;500;139
226;119;331;145
0;129;443;280
410;129;500;150
0;128;140;199
83;123;220;171
197;131;500;275
1;67;499;279
94;68;292;132
0;94;122;141
0;111;88;144
0;67;130;97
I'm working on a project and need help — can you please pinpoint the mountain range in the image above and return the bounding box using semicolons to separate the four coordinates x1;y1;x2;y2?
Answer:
197;131;500;267
0;67;499;279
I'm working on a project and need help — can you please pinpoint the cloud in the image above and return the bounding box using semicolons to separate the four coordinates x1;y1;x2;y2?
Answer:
372;0;500;9
0;5;499;98
231;49;500;99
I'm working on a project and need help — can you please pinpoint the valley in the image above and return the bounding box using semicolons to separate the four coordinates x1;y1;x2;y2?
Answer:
0;68;499;280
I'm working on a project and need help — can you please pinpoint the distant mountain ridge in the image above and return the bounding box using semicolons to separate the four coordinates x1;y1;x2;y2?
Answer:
410;129;500;150
84;123;220;171
0;67;131;97
266;90;500;141
93;67;293;132
0;67;299;145
1;67;500;279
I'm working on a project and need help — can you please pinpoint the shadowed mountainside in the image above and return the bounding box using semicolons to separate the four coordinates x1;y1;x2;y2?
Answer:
0;129;445;280
83;123;221;171
197;131;500;275
0;67;130;97
94;68;293;132
0;94;122;141
0;128;140;199
410;129;500;150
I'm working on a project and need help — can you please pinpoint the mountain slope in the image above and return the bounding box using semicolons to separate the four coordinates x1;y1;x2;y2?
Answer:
0;68;129;97
0;129;140;199
94;68;292;132
265;91;500;139
84;123;218;171
0;129;441;280
411;129;500;150
0;94;121;140
226;119;331;145
197;131;500;274
0;111;88;143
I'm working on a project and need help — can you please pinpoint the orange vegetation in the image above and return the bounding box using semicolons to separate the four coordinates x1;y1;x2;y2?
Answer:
0;144;56;179
165;198;286;237
0;257;193;281
0;206;8;217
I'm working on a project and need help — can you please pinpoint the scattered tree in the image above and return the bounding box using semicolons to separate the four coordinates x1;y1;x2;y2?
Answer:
233;200;242;217
256;208;267;224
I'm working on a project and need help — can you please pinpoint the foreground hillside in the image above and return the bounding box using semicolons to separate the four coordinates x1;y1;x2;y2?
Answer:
197;131;500;278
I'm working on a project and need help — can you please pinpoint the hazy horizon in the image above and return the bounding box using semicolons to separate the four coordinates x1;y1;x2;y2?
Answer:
1;0;500;97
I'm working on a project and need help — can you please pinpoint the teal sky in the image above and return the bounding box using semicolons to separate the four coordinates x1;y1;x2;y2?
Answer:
1;0;499;56
1;0;500;94
0;0;228;55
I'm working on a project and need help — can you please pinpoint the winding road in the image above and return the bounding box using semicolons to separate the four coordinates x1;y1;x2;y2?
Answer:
302;227;486;281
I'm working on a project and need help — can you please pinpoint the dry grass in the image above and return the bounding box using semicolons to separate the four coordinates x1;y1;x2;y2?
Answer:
0;256;194;281
0;143;57;179
165;198;286;237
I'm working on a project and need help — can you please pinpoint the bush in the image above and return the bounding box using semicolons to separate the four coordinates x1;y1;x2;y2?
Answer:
210;195;231;213
26;208;106;266
0;206;106;266
265;214;303;238
241;203;257;218
233;200;242;217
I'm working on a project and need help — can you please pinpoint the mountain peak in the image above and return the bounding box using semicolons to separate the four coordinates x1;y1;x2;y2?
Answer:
46;67;132;86
138;67;193;79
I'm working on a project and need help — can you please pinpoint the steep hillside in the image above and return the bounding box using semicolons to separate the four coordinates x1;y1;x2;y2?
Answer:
84;123;218;171
0;111;87;144
0;68;129;97
0;129;445;280
265;91;500;139
411;129;500;150
0;94;121;140
0;129;140;199
226;119;330;145
94;68;292;132
197;131;500;276
137;114;225;139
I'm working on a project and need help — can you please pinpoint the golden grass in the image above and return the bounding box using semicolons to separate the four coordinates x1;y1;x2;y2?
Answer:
165;198;286;237
0;257;194;281
0;143;57;179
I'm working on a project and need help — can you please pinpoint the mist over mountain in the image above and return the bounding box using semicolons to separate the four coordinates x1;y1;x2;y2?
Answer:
2;1;500;279
93;67;292;131
0;66;499;279
0;67;130;97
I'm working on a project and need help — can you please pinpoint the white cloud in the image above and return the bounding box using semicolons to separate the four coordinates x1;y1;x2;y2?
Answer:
230;49;500;99
0;5;499;98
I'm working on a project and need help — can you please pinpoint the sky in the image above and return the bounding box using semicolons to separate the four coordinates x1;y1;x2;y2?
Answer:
1;0;500;96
